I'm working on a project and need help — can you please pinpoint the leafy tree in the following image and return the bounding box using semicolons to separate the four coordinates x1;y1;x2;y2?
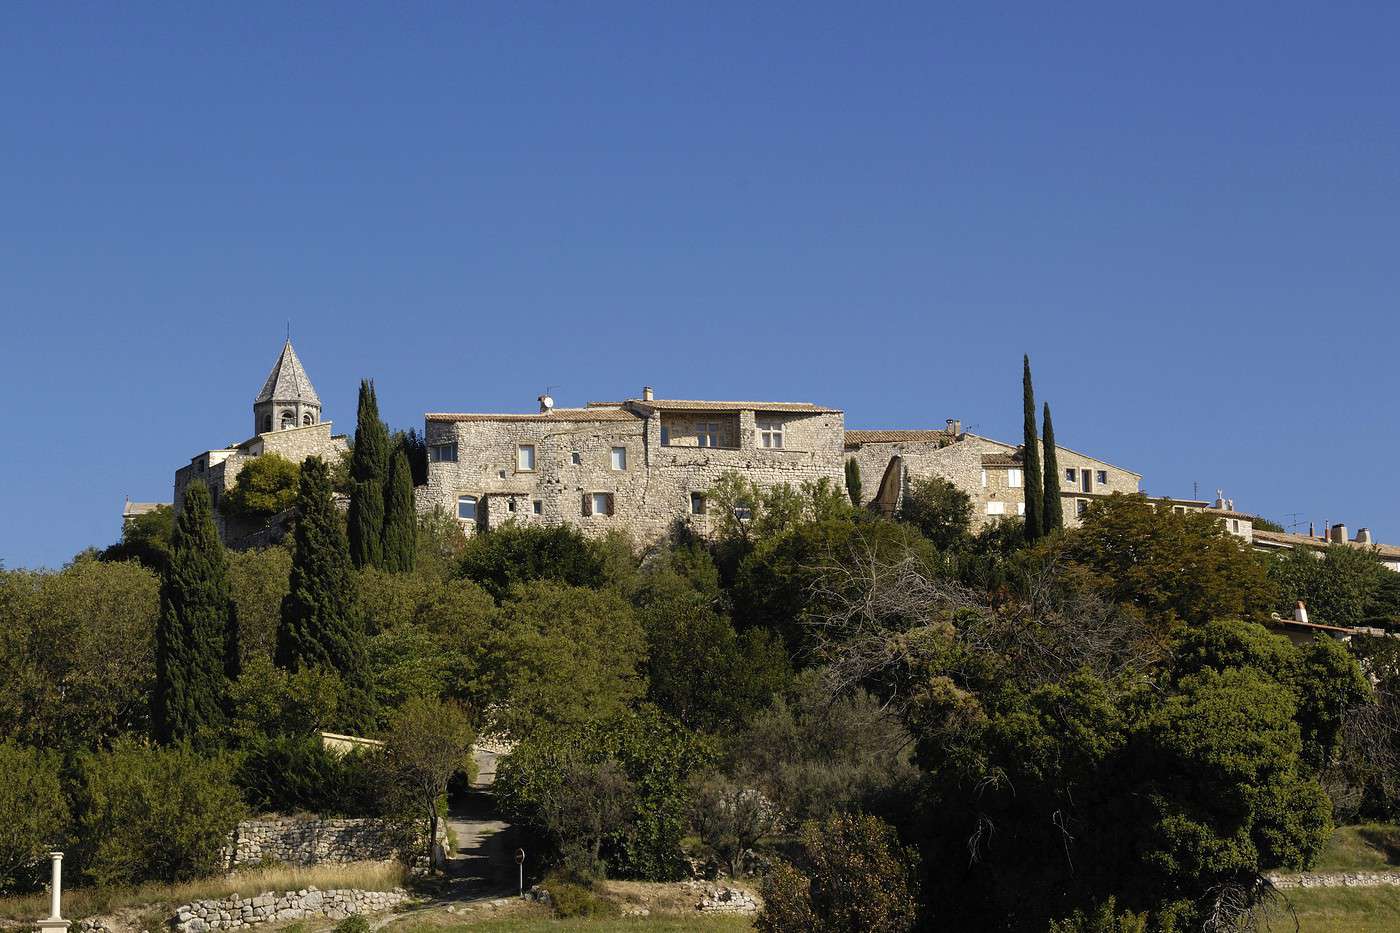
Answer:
459;523;604;602
220;453;300;525
497;706;710;880
396;428;430;487
492;581;646;734
1253;516;1286;533
0;560;157;749
227;547;292;667
415;507;469;582
72;739;245;887
381;448;417;573
382;696;475;871
898;475;973;551
1042;402;1064;533
1022;355;1045;542
0;742;68;894
1061;494;1277;627
348;380;390;569
235;734;388;817
277;457;366;685
691;776;783;878
101;504;173;571
154;483;239;745
757;813;920;933
1270;543;1389;628
227;654;344;747
844;458;863;507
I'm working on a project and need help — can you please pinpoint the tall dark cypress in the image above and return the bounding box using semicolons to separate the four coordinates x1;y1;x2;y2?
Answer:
277;456;365;679
845;458;863;507
382;447;417;573
1041;402;1064;534
348;380;390;569
1021;355;1045;542
153;482;238;744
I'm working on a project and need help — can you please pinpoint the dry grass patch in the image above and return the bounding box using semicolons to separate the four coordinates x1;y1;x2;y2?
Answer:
0;862;405;923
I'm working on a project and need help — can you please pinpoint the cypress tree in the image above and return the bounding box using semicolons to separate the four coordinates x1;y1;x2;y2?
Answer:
1021;355;1044;542
277;456;365;680
1041;402;1064;534
153;482;238;745
348;380;389;569
845;458;863;507
382;447;417;573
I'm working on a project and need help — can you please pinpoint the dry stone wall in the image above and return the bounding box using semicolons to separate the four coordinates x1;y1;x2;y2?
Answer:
173;887;412;932
225;817;418;869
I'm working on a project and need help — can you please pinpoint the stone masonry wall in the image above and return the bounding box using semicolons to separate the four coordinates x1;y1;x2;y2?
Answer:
173;887;412;932
225;817;418;870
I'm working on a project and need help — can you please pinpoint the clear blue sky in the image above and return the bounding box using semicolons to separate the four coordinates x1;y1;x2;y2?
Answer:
2;3;1396;568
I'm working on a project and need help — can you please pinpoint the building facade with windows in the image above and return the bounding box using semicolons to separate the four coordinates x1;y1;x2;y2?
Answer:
415;389;846;541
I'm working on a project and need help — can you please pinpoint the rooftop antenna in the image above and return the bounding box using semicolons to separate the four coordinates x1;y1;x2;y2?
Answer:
1193;481;1198;500
1284;512;1304;533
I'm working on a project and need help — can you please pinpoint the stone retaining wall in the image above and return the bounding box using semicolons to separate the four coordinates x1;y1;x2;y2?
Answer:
173;887;411;932
1268;870;1400;888
226;818;419;869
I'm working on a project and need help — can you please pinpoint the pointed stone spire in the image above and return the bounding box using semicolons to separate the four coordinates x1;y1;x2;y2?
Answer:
255;339;321;406
253;340;323;435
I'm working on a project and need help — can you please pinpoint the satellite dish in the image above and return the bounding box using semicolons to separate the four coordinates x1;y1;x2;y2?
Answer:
540;395;555;409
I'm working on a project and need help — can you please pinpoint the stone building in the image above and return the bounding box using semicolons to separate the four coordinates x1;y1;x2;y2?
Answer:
173;340;348;544
415;388;846;541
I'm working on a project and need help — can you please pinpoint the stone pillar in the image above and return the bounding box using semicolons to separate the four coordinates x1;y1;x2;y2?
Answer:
37;852;69;933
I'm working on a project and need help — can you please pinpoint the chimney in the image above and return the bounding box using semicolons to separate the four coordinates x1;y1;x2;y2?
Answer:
946;418;961;436
1295;600;1309;624
642;386;654;401
1330;523;1348;544
1357;528;1373;545
1308;521;1315;538
1214;496;1227;510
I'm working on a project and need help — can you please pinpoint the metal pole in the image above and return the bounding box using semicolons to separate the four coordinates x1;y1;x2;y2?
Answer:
518;862;523;898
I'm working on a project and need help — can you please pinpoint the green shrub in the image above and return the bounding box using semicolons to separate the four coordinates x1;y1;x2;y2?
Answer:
234;735;387;817
331;915;371;933
72;739;245;887
1048;898;1154;933
756;813;920;933
546;877;619;919
0;742;68;894
459;523;603;602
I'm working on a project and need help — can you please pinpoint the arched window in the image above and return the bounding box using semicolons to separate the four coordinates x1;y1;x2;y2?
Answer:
280;410;295;430
457;496;478;521
302;413;314;426
262;414;273;433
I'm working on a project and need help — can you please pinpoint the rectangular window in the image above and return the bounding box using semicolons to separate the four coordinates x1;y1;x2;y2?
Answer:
733;504;753;521
517;445;536;471
1096;470;1108;485
697;422;719;448
1076;499;1089;516
571;451;582;465
1081;471;1092;493
429;443;458;463
758;418;785;449
610;447;627;470
1017;502;1026;516
986;501;1005;516
690;492;707;515
507;498;517;513
1231;519;1240;533
1065;468;1076;483
457;496;477;520
660;426;670;445
980;470;988;488
1007;468;1023;488
587;492;614;516
532;500;543;515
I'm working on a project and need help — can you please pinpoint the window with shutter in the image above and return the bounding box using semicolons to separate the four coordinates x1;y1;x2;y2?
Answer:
582;493;592;516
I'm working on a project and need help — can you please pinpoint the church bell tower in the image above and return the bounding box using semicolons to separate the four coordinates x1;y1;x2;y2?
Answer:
253;339;323;436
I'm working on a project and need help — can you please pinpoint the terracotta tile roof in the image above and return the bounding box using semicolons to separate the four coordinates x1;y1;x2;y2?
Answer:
628;399;840;413
1253;529;1400;560
845;429;956;445
122;501;168;518
425;407;641;423
981;452;1023;467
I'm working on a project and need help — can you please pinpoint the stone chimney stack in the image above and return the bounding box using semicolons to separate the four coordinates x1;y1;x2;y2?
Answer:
946;418;961;436
1295;601;1309;624
642;386;654;401
1357;528;1373;545
1330;523;1349;544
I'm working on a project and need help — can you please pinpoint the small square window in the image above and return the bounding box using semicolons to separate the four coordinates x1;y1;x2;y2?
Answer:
690;492;707;515
1096;470;1107;485
611;447;627;470
571;451;582;465
1076;499;1089;516
1017;502;1025;516
986;501;1005;516
1007;468;1023;488
430;443;458;462
517;445;536;471
1065;468;1077;483
532;500;543;515
733;504;753;521
508;498;517;513
758;418;785;449
457;496;477;520
588;492;614;516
